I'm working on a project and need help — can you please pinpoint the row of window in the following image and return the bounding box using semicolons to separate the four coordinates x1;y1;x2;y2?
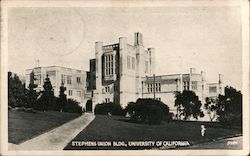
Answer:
68;90;82;97
33;74;81;85
105;86;110;93
62;75;82;85
105;98;110;103
127;56;136;70
183;81;198;91
147;83;161;93
104;54;114;76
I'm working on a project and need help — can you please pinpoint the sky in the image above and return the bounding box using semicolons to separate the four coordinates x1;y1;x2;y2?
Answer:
8;7;242;90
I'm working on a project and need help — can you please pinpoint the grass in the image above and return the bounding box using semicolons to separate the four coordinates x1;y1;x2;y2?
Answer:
8;110;81;144
64;115;242;150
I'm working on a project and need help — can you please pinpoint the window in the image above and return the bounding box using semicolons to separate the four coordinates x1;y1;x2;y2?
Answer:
77;91;81;97
156;83;161;92
184;81;190;90
61;75;66;84
132;57;135;70
104;54;113;76
105;98;110;103
127;56;131;69
67;76;72;85
68;90;73;96
105;86;110;93
192;81;197;90
145;61;148;73
34;74;41;85
147;83;161;93
209;86;217;93
76;77;81;83
156;97;161;101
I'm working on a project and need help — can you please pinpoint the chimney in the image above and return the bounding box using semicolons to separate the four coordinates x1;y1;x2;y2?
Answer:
201;71;206;81
219;74;223;84
190;68;196;75
134;32;143;46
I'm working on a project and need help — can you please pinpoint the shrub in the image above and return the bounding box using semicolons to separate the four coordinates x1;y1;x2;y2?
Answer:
94;102;125;116
125;98;171;125
62;98;82;114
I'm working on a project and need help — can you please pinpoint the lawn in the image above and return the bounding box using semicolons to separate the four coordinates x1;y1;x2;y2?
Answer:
64;115;242;150
8;110;81;144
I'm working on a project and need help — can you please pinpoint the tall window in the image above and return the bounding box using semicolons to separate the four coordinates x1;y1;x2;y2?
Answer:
156;83;161;92
132;57;135;70
184;81;190;90
68;90;73;96
192;81;197;90
76;77;81;83
67;76;72;85
127;56;131;69
61;75;66;84
105;98;110;103
104;54;113;76
105;86;110;93
145;61;149;73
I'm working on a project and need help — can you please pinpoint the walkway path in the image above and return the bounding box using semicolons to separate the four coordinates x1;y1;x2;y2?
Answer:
9;113;95;150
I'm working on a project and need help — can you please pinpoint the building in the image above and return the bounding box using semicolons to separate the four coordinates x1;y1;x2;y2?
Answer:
25;66;86;104
85;32;155;111
85;32;225;118
141;70;224;120
25;32;225;120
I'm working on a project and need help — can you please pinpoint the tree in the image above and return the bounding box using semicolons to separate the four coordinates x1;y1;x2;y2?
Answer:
8;71;26;107
125;98;171;125
204;97;217;121
58;82;67;112
25;71;38;108
94;102;125;116
36;74;55;111
175;90;203;120
216;86;242;126
63;98;82;114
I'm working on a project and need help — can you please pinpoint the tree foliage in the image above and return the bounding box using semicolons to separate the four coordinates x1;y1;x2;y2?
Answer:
125;98;171;125
216;86;242;126
62;98;82;114
36;75;55;111
175;90;203;120
25;71;38;108
57;82;67;112
8;72;26;107
94;102;125;116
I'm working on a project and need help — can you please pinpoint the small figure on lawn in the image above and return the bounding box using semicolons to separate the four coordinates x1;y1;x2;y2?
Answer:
108;112;112;116
201;124;206;137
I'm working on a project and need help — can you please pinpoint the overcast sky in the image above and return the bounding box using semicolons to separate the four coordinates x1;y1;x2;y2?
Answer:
8;7;242;90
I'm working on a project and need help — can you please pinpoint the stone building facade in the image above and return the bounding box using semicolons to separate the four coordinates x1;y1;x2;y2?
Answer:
25;32;224;119
85;32;155;110
25;66;86;104
85;32;224;116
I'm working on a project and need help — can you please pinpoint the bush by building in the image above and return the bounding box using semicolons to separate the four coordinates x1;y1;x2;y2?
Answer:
62;98;82;114
125;98;171;125
216;86;242;127
94;102;125;116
